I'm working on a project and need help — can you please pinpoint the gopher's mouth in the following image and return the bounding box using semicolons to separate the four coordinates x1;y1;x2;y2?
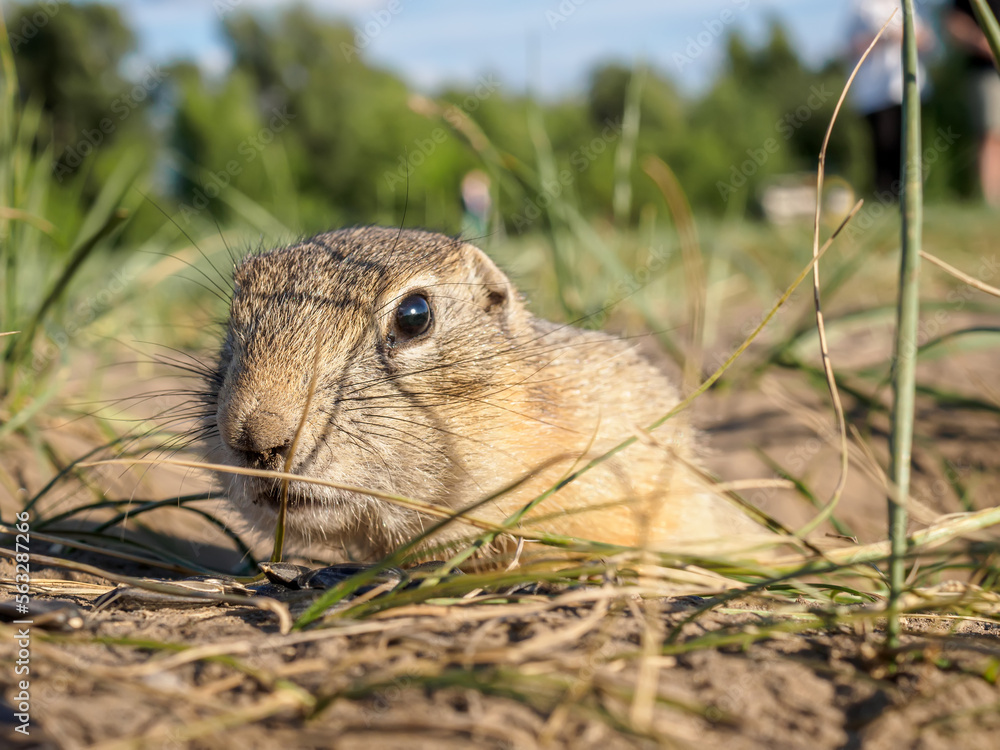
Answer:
253;483;312;509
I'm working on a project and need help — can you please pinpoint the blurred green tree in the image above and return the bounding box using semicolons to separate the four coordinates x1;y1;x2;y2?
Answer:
5;2;979;245
170;5;474;232
9;2;147;170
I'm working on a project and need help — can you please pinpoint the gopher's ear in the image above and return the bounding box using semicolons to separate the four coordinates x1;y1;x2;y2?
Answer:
462;243;513;314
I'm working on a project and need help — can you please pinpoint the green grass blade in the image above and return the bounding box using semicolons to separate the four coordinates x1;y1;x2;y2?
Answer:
970;0;1000;68
0;5;20;337
887;0;924;652
0;358;66;439
9;206;129;366
613;65;645;226
526;99;579;319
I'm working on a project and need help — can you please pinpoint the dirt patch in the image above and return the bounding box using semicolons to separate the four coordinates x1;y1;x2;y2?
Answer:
1;569;998;749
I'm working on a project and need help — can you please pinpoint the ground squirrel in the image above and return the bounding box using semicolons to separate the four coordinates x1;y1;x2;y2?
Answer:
206;226;760;559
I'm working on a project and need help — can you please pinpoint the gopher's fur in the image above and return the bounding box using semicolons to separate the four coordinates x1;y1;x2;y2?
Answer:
207;227;758;559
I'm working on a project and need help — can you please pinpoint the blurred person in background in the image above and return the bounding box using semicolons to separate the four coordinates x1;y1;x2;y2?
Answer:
947;0;1000;207
847;0;933;197
461;170;492;238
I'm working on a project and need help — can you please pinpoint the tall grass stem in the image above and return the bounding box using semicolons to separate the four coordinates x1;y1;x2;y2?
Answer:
797;14;894;538
970;0;1000;65
613;66;645;227
887;0;924;651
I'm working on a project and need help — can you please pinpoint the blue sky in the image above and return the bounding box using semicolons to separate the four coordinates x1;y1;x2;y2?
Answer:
105;1;943;97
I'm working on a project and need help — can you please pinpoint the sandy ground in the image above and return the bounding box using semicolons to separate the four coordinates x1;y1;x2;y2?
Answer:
1;566;998;749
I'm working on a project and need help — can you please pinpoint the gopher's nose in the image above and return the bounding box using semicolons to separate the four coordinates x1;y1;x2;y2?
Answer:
229;408;296;463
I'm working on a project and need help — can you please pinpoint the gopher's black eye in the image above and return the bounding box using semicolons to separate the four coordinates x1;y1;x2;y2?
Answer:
395;294;432;338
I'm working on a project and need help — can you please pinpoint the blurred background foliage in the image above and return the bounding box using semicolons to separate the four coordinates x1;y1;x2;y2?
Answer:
2;1;981;250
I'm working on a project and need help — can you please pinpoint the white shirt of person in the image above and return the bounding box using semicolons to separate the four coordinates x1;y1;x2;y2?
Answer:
847;0;929;115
